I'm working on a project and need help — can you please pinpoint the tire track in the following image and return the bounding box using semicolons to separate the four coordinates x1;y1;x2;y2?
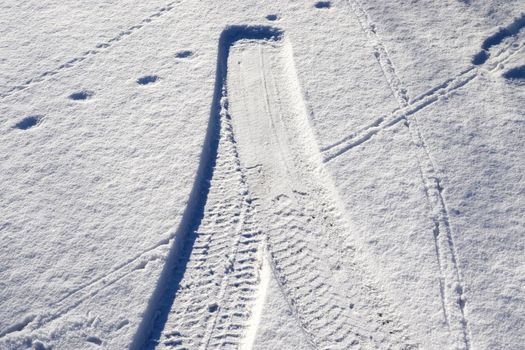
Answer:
130;26;287;350
227;30;415;349
144;97;260;349
136;25;417;350
0;0;182;99
262;194;409;349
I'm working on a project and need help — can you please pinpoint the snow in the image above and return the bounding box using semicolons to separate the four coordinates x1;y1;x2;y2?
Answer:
0;0;524;349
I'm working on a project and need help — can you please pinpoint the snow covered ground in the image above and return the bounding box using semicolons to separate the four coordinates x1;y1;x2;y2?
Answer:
0;0;524;349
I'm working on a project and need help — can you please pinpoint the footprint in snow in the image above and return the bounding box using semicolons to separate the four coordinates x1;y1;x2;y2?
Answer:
13;115;43;130
314;1;331;9
503;65;525;82
86;335;102;346
175;50;194;58
137;75;159;85
69;90;94;101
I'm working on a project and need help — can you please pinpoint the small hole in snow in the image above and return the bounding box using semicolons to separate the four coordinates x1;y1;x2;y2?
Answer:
14;116;42;130
315;1;331;9
86;336;102;346
175;50;194;58
69;90;94;101
208;303;218;313
137;75;159;85
266;14;279;21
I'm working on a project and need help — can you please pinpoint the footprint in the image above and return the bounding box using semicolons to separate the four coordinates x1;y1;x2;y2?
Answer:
137;75;159;85
208;303;218;313
503;65;525;81
175;50;194;58
266;14;279;21
86;335;102;346
472;50;488;65
69;90;94;101
13;115;42;130
314;1;331;9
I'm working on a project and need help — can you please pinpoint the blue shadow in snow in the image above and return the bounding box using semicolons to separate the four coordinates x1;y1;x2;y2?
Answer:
129;25;283;350
472;13;525;65
503;65;525;80
69;90;94;101
175;50;194;58
137;75;159;85
314;1;331;9
13;115;42;130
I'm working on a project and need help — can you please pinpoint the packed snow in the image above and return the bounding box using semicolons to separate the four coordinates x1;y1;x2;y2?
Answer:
0;1;524;349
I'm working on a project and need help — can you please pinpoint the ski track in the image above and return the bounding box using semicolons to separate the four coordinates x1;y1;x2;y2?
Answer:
326;2;525;348
0;0;182;99
322;8;525;161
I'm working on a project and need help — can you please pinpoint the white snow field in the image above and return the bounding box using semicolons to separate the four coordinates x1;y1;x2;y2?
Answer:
0;0;524;349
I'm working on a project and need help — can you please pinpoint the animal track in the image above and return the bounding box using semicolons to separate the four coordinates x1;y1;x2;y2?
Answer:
0;1;183;99
175;50;194;58
0;315;35;337
314;1;331;9
69;90;94;101
137;75;159;85
472;50;489;65
472;13;525;65
86;336;102;346
503;65;525;80
13;116;43;130
32;340;51;350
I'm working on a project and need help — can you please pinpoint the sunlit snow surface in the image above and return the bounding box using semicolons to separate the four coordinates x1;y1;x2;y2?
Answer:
0;1;524;349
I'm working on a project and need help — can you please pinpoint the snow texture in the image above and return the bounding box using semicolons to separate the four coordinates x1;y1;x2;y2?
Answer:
0;0;524;349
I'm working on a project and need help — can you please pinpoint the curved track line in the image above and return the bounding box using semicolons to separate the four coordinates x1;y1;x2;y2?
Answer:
227;32;414;349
